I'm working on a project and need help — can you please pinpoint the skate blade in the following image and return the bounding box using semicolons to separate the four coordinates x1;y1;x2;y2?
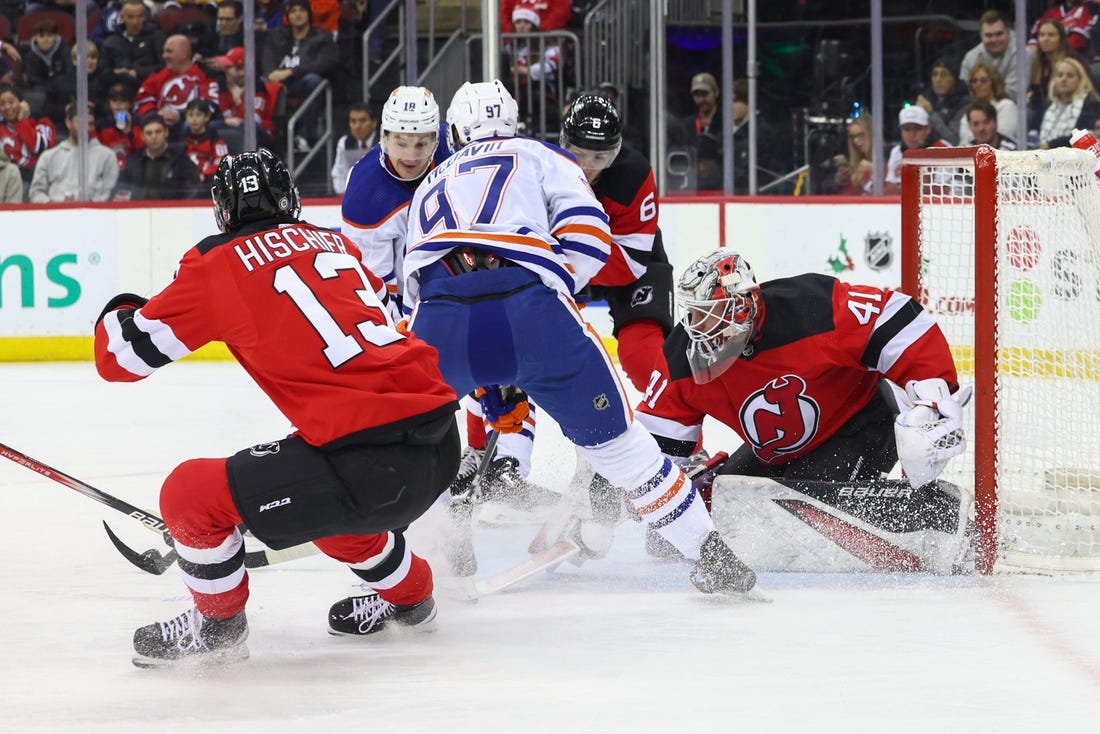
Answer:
131;642;250;669
701;586;774;604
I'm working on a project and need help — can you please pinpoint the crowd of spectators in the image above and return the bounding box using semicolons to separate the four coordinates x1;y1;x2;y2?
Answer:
7;2;1100;202
671;5;1100;195
0;0;356;203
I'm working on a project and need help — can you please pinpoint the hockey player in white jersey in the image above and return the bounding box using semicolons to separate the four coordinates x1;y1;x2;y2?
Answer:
341;86;451;319
403;80;757;595
341;85;548;508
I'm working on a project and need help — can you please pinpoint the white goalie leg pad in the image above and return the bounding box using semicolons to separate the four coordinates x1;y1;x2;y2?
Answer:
709;476;973;574
581;422;715;560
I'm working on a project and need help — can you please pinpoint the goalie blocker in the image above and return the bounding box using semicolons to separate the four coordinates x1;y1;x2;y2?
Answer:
709;476;974;574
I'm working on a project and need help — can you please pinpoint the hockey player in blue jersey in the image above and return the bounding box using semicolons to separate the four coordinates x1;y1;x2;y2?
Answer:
341;86;451;319
402;80;757;596
341;84;549;508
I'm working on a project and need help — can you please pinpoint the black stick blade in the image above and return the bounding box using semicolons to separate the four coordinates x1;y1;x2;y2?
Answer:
103;521;178;575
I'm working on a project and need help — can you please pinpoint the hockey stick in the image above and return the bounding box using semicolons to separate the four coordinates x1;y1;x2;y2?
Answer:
0;440;318;574
446;430;501;578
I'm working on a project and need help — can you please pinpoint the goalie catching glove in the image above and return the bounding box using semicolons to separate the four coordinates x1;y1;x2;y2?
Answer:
474;385;530;434
888;378;973;489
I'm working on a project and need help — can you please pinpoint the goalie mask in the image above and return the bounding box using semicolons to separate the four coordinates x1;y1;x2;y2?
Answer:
677;249;760;384
211;148;301;234
447;80;519;151
380;85;440;182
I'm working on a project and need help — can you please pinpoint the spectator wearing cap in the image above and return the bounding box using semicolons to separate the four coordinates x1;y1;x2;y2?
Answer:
100;0;166;84
681;71;721;190
97;82;144;167
261;0;338;148
508;0;564;134
960;10;1019;98
331;101;378;194
113;113;202;201
29;102;120;203
915;55;969;145
883;106;950;194
500;0;571;33
134;34;220;136
214;46;282;151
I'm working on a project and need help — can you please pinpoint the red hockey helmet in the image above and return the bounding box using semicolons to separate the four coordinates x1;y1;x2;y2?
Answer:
676;249;759;383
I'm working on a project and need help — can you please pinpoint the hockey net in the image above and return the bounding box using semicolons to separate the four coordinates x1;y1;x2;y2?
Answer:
901;146;1100;574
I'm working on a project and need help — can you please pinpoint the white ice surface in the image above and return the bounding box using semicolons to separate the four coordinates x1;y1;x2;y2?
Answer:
2;362;1100;733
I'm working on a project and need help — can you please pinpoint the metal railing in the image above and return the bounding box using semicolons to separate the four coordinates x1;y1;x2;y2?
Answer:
286;79;334;185
465;31;581;141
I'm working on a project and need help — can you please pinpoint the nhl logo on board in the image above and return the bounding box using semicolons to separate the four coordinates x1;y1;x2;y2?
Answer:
864;231;893;271
593;393;610;410
249;442;281;457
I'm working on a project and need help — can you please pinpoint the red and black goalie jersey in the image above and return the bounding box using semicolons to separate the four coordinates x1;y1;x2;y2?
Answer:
636;273;959;463
94;220;457;446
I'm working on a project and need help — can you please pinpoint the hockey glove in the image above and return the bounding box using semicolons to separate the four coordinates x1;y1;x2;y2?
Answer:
475;385;530;434
890;378;973;489
96;292;149;328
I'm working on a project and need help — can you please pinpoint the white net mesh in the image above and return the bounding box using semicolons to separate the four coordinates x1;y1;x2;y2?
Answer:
908;147;1100;572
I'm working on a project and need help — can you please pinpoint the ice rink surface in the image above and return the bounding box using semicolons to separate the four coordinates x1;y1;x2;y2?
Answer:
3;362;1100;733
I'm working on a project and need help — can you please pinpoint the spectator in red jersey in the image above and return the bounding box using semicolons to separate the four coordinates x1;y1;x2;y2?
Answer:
500;0;570;32
0;84;57;188
97;82;144;168
182;98;228;179
884;106;950;194
113;113;202;200
215;46;281;150
134;34;220;137
1030;1;1097;54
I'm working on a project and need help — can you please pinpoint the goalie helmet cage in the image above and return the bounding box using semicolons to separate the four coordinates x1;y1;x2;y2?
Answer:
901;145;1100;574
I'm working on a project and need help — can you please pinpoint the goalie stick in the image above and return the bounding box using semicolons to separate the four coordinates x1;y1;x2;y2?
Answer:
0;440;318;575
475;450;733;596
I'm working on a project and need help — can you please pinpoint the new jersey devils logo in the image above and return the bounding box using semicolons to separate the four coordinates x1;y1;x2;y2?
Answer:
738;375;820;463
160;75;200;109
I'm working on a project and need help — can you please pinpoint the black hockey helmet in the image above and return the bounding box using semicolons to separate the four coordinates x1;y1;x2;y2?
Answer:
560;93;622;152
211;148;301;233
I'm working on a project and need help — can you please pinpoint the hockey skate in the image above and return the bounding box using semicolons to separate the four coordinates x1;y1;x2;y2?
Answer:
132;607;248;668
328;593;437;636
479;456;560;509
447;445;485;502
689;531;758;595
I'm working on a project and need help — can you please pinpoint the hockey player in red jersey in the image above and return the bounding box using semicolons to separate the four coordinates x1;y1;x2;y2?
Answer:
94;149;460;667
636;249;975;572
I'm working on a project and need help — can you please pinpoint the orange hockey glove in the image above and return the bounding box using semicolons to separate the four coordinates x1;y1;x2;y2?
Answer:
474;385;530;434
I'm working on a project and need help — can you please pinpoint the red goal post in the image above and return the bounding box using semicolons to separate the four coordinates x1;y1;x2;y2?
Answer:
901;145;1100;574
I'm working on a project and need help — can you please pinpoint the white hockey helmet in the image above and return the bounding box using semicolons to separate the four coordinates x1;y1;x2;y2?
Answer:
380;86;439;181
381;85;439;135
446;80;519;150
676;249;760;384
